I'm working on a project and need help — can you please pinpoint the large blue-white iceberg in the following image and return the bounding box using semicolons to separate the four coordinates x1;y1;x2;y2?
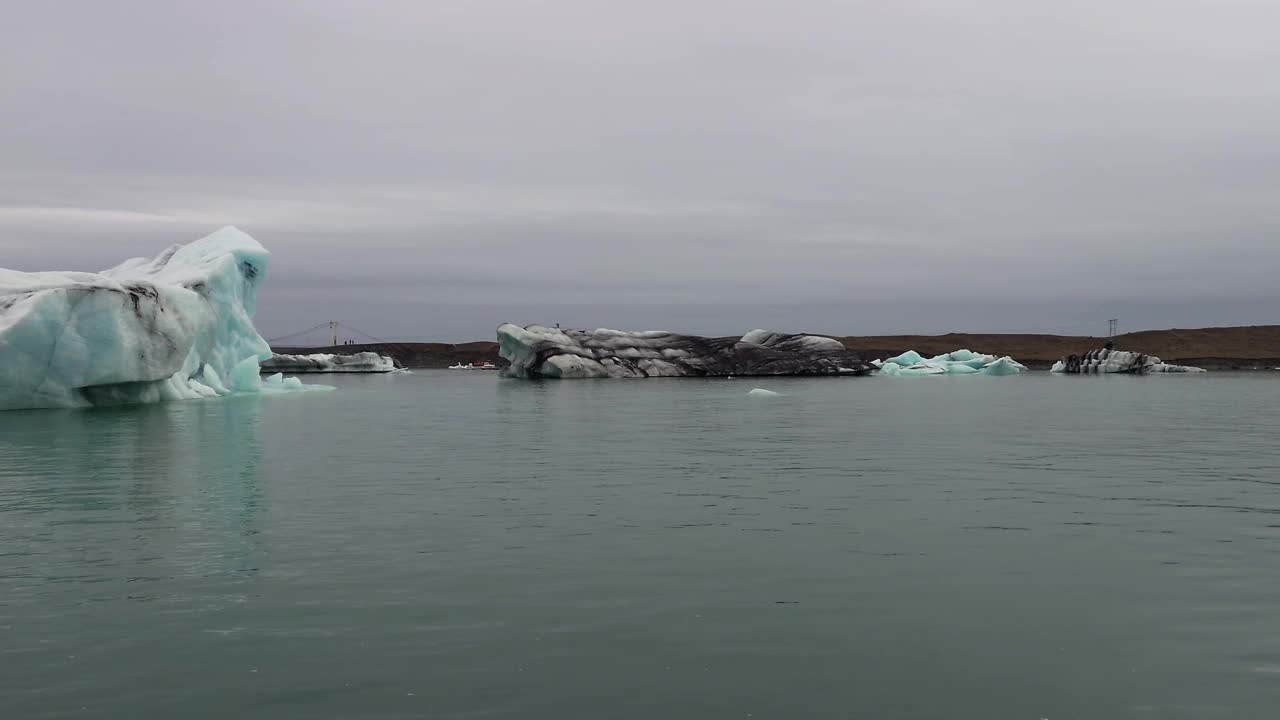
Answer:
0;226;319;410
873;349;1027;376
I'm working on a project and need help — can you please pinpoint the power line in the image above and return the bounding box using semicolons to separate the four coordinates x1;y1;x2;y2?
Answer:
336;322;392;345
265;322;332;343
267;321;397;346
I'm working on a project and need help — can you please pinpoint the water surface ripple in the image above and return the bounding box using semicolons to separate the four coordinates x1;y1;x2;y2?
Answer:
3;371;1279;718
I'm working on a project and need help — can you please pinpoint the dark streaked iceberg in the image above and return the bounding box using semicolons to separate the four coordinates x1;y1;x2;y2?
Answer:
261;352;397;373
1050;348;1205;374
497;324;873;378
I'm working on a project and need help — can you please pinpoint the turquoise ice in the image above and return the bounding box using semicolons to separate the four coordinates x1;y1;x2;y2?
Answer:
0;227;324;410
874;349;1027;377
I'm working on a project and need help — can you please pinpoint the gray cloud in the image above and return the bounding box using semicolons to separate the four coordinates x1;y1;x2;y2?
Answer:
3;0;1278;342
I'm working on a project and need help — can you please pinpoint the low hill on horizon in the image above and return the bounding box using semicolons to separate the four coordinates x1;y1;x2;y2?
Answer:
275;325;1280;369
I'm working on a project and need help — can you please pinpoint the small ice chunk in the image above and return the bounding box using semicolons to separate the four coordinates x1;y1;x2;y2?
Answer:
982;357;1027;376
895;364;947;376
228;355;262;392
929;349;981;362
1148;363;1206;373
186;379;219;397
201;364;229;394
883;350;926;367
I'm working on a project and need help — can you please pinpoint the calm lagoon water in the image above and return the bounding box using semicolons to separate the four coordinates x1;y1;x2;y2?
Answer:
3;371;1280;719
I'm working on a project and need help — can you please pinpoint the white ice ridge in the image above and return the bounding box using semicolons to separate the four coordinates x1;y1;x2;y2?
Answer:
873;349;1027;376
0;226;324;410
261;352;397;373
1050;348;1206;374
497;324;873;378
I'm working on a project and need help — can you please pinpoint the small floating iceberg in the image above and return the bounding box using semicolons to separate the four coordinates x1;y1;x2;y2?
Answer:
982;356;1028;376
874;349;1026;377
261;352;397;373
0;226;322;410
1050;348;1205;374
263;372;334;394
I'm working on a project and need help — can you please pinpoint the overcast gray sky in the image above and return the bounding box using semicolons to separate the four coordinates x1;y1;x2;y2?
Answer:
3;0;1277;342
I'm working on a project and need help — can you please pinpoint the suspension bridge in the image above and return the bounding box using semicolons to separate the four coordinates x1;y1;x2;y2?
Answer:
266;321;397;349
265;321;503;369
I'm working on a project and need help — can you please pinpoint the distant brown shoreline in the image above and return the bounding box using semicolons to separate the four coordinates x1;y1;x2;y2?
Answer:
274;325;1280;370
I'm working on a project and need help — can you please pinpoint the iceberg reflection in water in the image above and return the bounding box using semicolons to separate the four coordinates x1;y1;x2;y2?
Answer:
0;397;265;600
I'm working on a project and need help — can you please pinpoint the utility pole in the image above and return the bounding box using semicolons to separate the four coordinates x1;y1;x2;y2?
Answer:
329;321;339;347
1107;318;1118;338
